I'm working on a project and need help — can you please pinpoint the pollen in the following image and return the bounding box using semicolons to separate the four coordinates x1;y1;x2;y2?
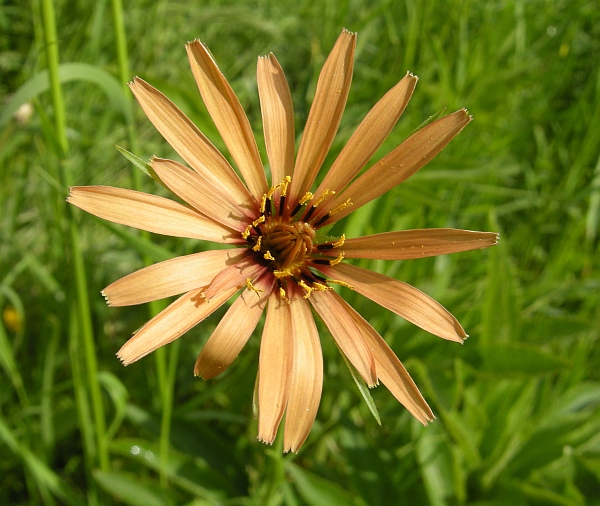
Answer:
279;286;290;304
330;252;345;266
312;189;335;208
246;278;264;297
328;198;353;216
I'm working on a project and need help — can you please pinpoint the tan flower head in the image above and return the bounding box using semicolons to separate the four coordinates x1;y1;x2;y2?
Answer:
68;29;498;452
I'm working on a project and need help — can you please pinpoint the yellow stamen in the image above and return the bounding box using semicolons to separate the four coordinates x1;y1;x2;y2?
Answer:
328;198;353;216
246;278;263;297
242;224;253;240
280;175;291;197
266;185;277;200
252;215;266;227
312;189;335;208
312;282;332;292
274;269;293;278
330;252;345;266
332;234;346;248
252;236;262;252
260;194;268;213
298;280;313;299
299;192;314;205
328;279;355;290
263;251;275;261
279;286;290;304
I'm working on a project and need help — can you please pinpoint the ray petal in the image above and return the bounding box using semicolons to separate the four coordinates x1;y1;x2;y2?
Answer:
202;255;266;300
309;291;377;387
257;290;293;444
319;263;467;343
117;286;238;366
321;109;472;225
102;249;245;306
340;297;434;424
186;41;268;200
289;29;356;206
151;157;250;232
321;229;499;260
257;53;295;186
195;278;272;380
67;186;238;243
128;78;253;208
313;72;417;200
283;292;323;453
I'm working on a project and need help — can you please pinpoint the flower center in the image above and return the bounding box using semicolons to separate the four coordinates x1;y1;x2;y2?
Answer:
260;220;315;270
242;177;355;301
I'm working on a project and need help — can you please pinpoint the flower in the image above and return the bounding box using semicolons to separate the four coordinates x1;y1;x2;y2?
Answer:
68;29;497;452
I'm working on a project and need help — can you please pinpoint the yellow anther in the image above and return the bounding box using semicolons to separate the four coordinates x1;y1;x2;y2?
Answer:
299;192;314;205
312;189;336;208
328;279;355;290
329;252;345;266
298;280;313;298
266;185;277;200
328;198;353;216
274;269;293;278
246;278;264;297
332;234;346;248
252;236;262;252
280;176;291;197
263;251;275;261
279;287;290;304
312;282;332;292
252;215;266;227
260;194;268;213
242;224;253;240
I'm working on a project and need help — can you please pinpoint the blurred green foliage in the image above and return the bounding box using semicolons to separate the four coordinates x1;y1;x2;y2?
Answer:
1;0;599;504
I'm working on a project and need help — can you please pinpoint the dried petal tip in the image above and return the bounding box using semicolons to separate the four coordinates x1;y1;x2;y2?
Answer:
100;290;111;306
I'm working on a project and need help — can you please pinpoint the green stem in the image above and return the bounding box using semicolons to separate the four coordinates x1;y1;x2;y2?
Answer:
40;0;109;472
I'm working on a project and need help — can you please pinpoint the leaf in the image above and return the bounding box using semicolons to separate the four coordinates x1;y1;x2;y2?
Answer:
115;146;168;189
1;63;132;129
93;470;174;506
478;343;569;376
287;462;365;506
340;351;381;426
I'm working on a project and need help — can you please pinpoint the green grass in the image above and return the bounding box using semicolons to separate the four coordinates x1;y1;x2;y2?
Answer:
1;0;599;504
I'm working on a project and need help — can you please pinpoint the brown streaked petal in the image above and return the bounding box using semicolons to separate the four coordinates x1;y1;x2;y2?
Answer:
322;228;499;260
313;72;418;202
322;109;473;225
186;41;268;200
257;290;293;444
340;297;434;424
257;53;295;186
117;286;238;366
195;278;272;380
102;249;245;307
319;262;467;343
283;292;323;453
309;291;377;387
128;78;253;209
151;157;250;232
67;186;238;243
289;29;356;206
202;255;266;300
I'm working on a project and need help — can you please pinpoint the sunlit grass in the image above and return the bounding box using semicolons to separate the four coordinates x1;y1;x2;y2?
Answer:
1;0;599;503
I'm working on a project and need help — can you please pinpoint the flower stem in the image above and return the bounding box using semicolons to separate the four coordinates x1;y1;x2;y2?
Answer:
40;0;109;473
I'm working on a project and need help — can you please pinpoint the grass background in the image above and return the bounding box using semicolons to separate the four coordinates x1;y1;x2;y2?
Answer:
1;0;599;504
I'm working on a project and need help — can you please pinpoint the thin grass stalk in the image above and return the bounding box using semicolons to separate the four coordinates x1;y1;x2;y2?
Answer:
39;0;109;473
110;0;177;486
